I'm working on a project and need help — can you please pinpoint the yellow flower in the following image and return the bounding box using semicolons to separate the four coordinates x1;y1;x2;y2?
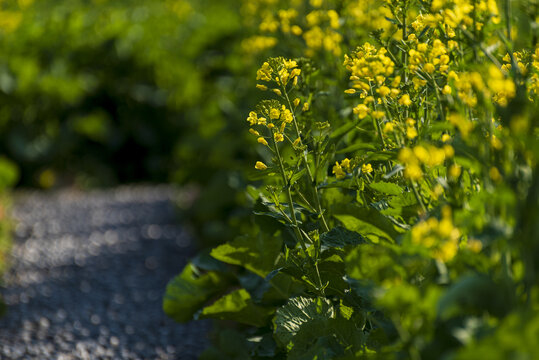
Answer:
377;86;391;97
274;132;284;142
362;163;373;173
255;161;268;170
372;110;385;119
256;84;268;91
273;89;282;96
247;111;258;126
341;158;351;172
399;94;412;106
344;89;356;94
442;134;451;142
257;137;269;146
293;98;301;107
353;104;370;119
383;122;394;133
404;164;423;180
302;102;310;112
424;63;435;73
406;126;418;139
249;128;260;136
443;145;454;158
270;108;281;120
332;162;346;179
449;164;462;178
442;85;452;95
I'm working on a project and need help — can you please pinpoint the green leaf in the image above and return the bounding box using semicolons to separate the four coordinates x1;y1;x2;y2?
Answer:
337;143;376;154
320;226;367;248
200;289;274;327
163;263;229;323
0;157;19;189
333;204;403;242
368;181;403;196
210;233;283;278
274;296;335;347
437;275;516;320
290;168;307;186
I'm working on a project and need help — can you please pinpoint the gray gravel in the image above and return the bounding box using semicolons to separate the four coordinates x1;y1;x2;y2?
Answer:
0;185;210;359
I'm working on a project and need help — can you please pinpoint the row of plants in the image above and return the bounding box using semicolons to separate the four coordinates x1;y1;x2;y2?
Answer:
164;0;539;358
0;0;251;187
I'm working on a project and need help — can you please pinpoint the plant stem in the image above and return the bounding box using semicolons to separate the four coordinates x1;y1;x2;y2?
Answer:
272;130;325;294
282;85;330;233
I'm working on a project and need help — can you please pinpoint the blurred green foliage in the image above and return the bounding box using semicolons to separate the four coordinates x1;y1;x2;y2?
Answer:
0;0;256;188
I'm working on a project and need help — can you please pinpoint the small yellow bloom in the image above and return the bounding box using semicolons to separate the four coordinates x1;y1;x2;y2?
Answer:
405;164;423;180
424;63;435;73
257;137;268;146
249;128;260;136
362;163;373;173
443;144;454;158
449;164;461;178
274;132;284;142
467;239;483;253
293;98;301;107
256;84;268;91
293;137;301;147
247;111;258;126
302;102;310;112
406;127;418;139
377;86;391;97
442;85;452;95
442;134;451;142
291;25;302;35
353;104;370;119
344;89;356;94
372;111;385;119
332;162;346;179
383;122;394;133
270;108;281;120
273;89;282;96
341;158;351;172
255;161;268;170
399;94;412;106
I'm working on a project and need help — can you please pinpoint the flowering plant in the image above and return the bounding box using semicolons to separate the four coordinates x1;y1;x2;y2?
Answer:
165;0;539;358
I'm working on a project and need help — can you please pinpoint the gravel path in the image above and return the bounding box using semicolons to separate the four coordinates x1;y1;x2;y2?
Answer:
0;186;210;359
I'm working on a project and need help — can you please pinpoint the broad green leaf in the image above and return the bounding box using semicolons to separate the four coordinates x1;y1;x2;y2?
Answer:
200;289;274;327
368;181;403;196
210;233;282;278
163;263;229;323
289;336;342;360
333;204;403;242
274;296;335;347
320;226;367;248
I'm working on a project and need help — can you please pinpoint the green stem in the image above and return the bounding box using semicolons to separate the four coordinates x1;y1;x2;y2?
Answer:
273;130;325;294
412;180;427;214
282;84;330;233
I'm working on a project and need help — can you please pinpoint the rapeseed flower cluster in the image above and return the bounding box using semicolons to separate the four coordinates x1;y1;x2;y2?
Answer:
398;144;454;180
411;206;461;262
250;59;303;170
